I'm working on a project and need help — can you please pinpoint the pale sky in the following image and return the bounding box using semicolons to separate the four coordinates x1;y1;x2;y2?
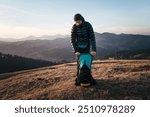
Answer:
0;0;150;39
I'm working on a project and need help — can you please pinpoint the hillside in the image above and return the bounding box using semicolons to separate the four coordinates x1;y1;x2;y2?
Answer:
0;60;150;100
0;52;56;74
105;48;150;59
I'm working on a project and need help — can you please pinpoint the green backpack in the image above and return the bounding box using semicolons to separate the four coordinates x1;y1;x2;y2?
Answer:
75;53;96;86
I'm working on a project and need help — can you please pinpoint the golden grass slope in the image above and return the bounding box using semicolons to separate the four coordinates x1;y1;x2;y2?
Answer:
0;60;150;100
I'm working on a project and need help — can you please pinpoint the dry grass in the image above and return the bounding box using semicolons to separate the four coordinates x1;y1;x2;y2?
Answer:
0;60;150;100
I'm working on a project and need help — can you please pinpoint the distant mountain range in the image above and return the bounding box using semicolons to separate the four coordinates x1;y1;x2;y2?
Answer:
0;34;69;42
0;32;150;62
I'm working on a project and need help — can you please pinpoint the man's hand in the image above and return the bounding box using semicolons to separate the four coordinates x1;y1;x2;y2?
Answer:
90;51;96;56
75;52;80;57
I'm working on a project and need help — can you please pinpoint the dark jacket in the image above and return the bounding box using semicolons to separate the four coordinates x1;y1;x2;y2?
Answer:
71;21;96;54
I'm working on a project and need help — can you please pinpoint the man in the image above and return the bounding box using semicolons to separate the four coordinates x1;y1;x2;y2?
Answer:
70;13;97;86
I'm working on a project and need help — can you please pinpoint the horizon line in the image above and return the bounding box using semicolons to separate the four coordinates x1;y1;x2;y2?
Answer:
0;31;150;39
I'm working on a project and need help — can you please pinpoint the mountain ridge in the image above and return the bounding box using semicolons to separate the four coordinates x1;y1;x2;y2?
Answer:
0;32;150;62
0;34;69;42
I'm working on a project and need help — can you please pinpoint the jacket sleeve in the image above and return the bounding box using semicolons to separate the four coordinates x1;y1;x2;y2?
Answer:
71;25;78;53
88;23;96;52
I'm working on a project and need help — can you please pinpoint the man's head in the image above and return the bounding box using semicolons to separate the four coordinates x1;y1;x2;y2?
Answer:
74;13;84;26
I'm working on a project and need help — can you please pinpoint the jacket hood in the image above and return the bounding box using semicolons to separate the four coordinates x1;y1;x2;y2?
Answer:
74;14;85;22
